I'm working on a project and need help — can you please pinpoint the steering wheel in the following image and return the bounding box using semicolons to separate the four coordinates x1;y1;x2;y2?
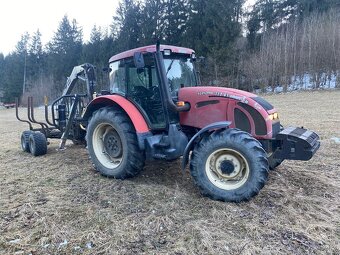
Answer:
131;86;151;97
149;86;160;100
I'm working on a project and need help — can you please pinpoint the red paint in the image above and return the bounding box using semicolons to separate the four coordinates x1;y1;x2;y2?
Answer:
89;95;150;133
179;87;277;139
109;44;195;63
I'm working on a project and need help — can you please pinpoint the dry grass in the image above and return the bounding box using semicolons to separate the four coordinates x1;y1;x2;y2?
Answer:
0;90;339;254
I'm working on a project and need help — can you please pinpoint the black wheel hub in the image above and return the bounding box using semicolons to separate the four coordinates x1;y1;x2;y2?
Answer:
103;131;122;158
220;160;235;175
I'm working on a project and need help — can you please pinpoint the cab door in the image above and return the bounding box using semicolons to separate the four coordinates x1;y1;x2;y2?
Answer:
109;54;166;129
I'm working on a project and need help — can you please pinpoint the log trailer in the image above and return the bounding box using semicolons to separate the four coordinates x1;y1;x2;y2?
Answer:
16;43;320;202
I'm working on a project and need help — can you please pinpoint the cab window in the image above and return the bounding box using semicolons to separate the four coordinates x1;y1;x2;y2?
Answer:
109;60;126;95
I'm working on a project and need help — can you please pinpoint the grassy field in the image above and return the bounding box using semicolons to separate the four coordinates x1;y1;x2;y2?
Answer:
0;90;339;254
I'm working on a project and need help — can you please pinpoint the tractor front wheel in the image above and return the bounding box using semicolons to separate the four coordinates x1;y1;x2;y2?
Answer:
190;129;269;202
86;107;145;179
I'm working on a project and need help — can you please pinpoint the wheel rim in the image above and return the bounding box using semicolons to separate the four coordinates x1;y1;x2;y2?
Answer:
205;148;250;190
21;135;27;150
92;123;123;169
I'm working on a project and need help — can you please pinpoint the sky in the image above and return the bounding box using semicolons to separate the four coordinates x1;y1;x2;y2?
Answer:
0;0;119;55
0;0;256;56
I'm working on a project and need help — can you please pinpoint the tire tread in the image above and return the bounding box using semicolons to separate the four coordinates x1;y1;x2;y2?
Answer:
29;132;47;156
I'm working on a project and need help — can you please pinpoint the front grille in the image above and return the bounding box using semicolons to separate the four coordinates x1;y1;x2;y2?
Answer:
307;132;319;144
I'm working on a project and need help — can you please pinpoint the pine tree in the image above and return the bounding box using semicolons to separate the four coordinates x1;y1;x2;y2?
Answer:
247;0;340;48
0;53;5;95
140;0;165;44
112;0;143;50
184;0;244;83
139;0;189;45
47;15;83;93
1;33;31;101
90;25;103;44
160;0;189;45
15;32;30;55
28;29;44;82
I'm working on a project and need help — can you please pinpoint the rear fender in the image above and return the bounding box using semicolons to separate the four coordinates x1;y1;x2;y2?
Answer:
83;95;149;133
181;121;231;171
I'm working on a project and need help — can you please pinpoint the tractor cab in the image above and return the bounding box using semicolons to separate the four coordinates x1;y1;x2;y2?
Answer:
108;45;197;129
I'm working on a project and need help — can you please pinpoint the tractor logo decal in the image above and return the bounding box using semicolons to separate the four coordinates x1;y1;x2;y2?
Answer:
197;91;249;104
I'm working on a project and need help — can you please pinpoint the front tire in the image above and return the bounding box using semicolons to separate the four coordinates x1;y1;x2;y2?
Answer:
190;129;269;202
86;107;145;179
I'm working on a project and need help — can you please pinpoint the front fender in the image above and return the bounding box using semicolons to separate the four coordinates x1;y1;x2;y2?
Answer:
83;95;150;133
181;121;231;171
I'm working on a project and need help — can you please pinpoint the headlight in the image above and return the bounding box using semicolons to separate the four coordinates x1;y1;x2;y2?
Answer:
268;112;279;121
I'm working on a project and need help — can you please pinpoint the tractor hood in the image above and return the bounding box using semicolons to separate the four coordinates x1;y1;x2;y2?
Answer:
178;86;274;112
178;86;278;139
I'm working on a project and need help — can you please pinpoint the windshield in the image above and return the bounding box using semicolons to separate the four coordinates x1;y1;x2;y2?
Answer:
164;57;197;93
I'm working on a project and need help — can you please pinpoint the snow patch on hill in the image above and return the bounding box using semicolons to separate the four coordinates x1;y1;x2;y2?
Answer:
255;73;338;94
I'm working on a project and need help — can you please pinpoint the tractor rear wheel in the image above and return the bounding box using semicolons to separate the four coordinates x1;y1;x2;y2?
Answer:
86;107;145;179
21;130;32;152
28;132;47;156
190;128;269;202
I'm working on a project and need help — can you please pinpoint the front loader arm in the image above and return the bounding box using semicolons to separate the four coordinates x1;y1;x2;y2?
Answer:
62;63;96;101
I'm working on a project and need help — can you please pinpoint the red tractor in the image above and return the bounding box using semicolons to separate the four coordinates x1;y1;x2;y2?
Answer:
17;43;320;202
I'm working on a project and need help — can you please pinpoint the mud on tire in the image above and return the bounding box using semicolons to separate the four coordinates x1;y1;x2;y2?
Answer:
86;107;145;179
190;128;269;202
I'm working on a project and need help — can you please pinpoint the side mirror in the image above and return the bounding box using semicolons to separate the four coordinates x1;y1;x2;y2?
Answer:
102;67;112;73
133;52;145;69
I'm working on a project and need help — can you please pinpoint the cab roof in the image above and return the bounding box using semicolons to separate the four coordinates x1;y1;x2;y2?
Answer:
109;44;195;63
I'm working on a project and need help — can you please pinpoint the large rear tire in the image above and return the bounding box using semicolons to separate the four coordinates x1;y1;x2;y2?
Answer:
29;132;47;156
86;107;145;179
190;129;269;202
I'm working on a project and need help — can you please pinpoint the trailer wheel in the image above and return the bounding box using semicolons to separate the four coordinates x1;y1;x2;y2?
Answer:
21;130;32;152
29;132;47;156
86;107;145;179
190;128;268;202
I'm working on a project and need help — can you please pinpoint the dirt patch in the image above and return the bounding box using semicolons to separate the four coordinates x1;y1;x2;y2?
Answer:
0;90;339;254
